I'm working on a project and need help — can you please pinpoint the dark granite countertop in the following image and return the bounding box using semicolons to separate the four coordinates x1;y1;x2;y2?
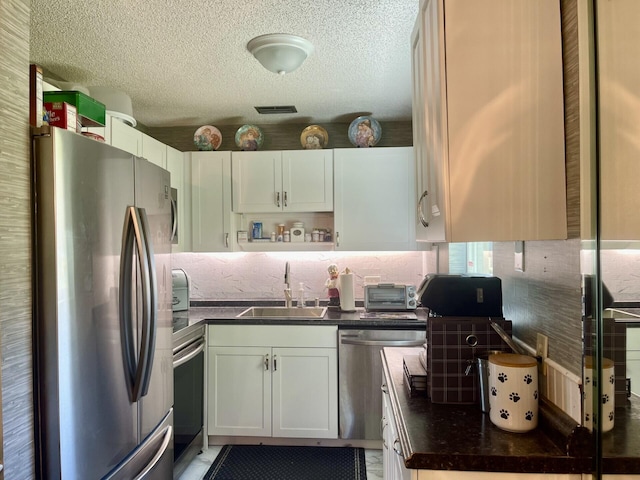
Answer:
177;301;427;330
382;347;582;473
382;347;640;474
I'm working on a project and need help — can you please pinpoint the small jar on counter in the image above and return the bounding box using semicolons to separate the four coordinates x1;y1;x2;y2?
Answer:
270;232;276;242
284;230;290;242
312;230;320;242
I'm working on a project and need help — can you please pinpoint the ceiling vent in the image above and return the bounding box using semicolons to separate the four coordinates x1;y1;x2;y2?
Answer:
255;105;298;115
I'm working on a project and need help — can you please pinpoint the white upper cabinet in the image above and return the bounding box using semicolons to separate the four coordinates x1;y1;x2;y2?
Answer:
413;0;567;243
110;117;142;156
166;146;187;252
190;151;233;252
141;133;167;169
334;147;416;251
232;150;333;213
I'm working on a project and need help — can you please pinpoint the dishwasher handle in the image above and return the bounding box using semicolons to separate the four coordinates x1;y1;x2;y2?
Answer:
340;337;425;347
173;338;205;368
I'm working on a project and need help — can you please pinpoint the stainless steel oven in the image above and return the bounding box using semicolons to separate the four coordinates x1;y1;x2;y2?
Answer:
173;322;205;478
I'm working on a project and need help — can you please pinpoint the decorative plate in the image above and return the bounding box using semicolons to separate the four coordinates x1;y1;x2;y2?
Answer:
235;124;264;151
300;125;329;149
194;125;222;151
348;116;382;148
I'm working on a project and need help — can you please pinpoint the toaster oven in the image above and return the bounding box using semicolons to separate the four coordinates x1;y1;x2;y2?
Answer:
364;283;417;311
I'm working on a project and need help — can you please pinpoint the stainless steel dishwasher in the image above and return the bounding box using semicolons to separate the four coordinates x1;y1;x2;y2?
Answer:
338;328;425;440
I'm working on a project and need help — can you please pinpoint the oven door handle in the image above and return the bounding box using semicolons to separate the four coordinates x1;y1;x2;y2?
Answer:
173;338;205;368
340;337;425;347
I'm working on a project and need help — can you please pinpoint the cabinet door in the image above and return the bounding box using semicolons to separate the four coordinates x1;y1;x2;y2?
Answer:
415;0;566;243
282;150;333;212
334;147;415;251
444;0;566;242
141;133;167;169
412;2;430;243
207;346;271;437
598;0;640;241
166;146;187;252
418;0;448;243
110;118;142;156
190;151;232;252
271;347;338;439
232;151;282;213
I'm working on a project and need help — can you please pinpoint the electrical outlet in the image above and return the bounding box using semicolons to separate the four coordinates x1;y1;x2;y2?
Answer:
536;333;548;375
536;333;548;359
514;241;525;272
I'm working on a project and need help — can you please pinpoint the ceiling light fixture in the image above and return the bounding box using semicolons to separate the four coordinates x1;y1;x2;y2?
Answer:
247;34;314;76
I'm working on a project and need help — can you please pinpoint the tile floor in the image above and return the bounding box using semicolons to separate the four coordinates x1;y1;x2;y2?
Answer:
177;446;384;480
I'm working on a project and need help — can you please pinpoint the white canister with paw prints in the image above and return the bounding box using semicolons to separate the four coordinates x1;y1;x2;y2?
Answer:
583;356;615;433
488;353;539;433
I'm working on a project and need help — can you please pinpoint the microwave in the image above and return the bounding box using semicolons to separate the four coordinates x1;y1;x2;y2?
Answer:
364;283;417;311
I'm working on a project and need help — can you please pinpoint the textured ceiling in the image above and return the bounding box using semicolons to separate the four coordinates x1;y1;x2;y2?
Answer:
30;0;419;128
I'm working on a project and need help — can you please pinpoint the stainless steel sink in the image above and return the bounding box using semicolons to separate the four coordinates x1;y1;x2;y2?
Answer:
236;306;327;319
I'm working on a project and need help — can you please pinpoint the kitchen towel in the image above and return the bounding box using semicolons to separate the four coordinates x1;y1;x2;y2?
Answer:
203;445;366;480
339;271;355;312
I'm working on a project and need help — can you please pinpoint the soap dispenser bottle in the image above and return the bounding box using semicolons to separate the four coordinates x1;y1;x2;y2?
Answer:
298;282;305;308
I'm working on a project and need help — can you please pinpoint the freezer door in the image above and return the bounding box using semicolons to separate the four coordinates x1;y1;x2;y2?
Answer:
134;157;174;439
33;128;139;479
104;410;174;480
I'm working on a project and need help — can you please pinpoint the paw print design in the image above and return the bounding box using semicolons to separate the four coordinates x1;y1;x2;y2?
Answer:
523;374;533;385
609;411;614;421
509;392;521;403
498;373;508;383
534;390;538;400
525;411;534;421
610;374;615;385
585;376;591;386
491;386;497;396
500;409;509;420
602;393;610;404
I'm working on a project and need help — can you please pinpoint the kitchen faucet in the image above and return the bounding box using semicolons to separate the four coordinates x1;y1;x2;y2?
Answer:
284;261;292;308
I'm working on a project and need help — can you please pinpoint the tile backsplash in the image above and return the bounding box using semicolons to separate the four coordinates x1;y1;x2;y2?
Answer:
172;250;433;302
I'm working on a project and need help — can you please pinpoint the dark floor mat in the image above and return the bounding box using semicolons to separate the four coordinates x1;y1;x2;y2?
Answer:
203;445;367;480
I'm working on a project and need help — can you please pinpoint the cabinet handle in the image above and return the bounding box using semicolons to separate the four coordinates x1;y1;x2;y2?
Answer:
273;355;277;371
283;191;288;207
336;231;340;248
381;383;389;394
417;190;429;227
264;354;269;371
276;192;281;208
381;416;388;448
393;439;403;457
224;232;229;248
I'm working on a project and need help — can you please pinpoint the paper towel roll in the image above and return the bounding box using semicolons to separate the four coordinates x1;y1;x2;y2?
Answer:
339;273;356;312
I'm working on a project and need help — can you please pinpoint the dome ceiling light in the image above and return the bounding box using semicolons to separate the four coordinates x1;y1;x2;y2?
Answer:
247;34;314;76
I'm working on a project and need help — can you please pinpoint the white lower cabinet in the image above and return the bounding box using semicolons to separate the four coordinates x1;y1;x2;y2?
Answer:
382;388;412;480
208;325;338;439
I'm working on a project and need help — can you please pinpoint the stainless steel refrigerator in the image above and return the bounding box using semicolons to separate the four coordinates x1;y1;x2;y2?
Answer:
32;127;174;479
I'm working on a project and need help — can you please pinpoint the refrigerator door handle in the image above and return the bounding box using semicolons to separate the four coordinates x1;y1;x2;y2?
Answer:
170;196;178;243
132;425;172;480
137;207;158;398
120;206;151;402
120;206;154;402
